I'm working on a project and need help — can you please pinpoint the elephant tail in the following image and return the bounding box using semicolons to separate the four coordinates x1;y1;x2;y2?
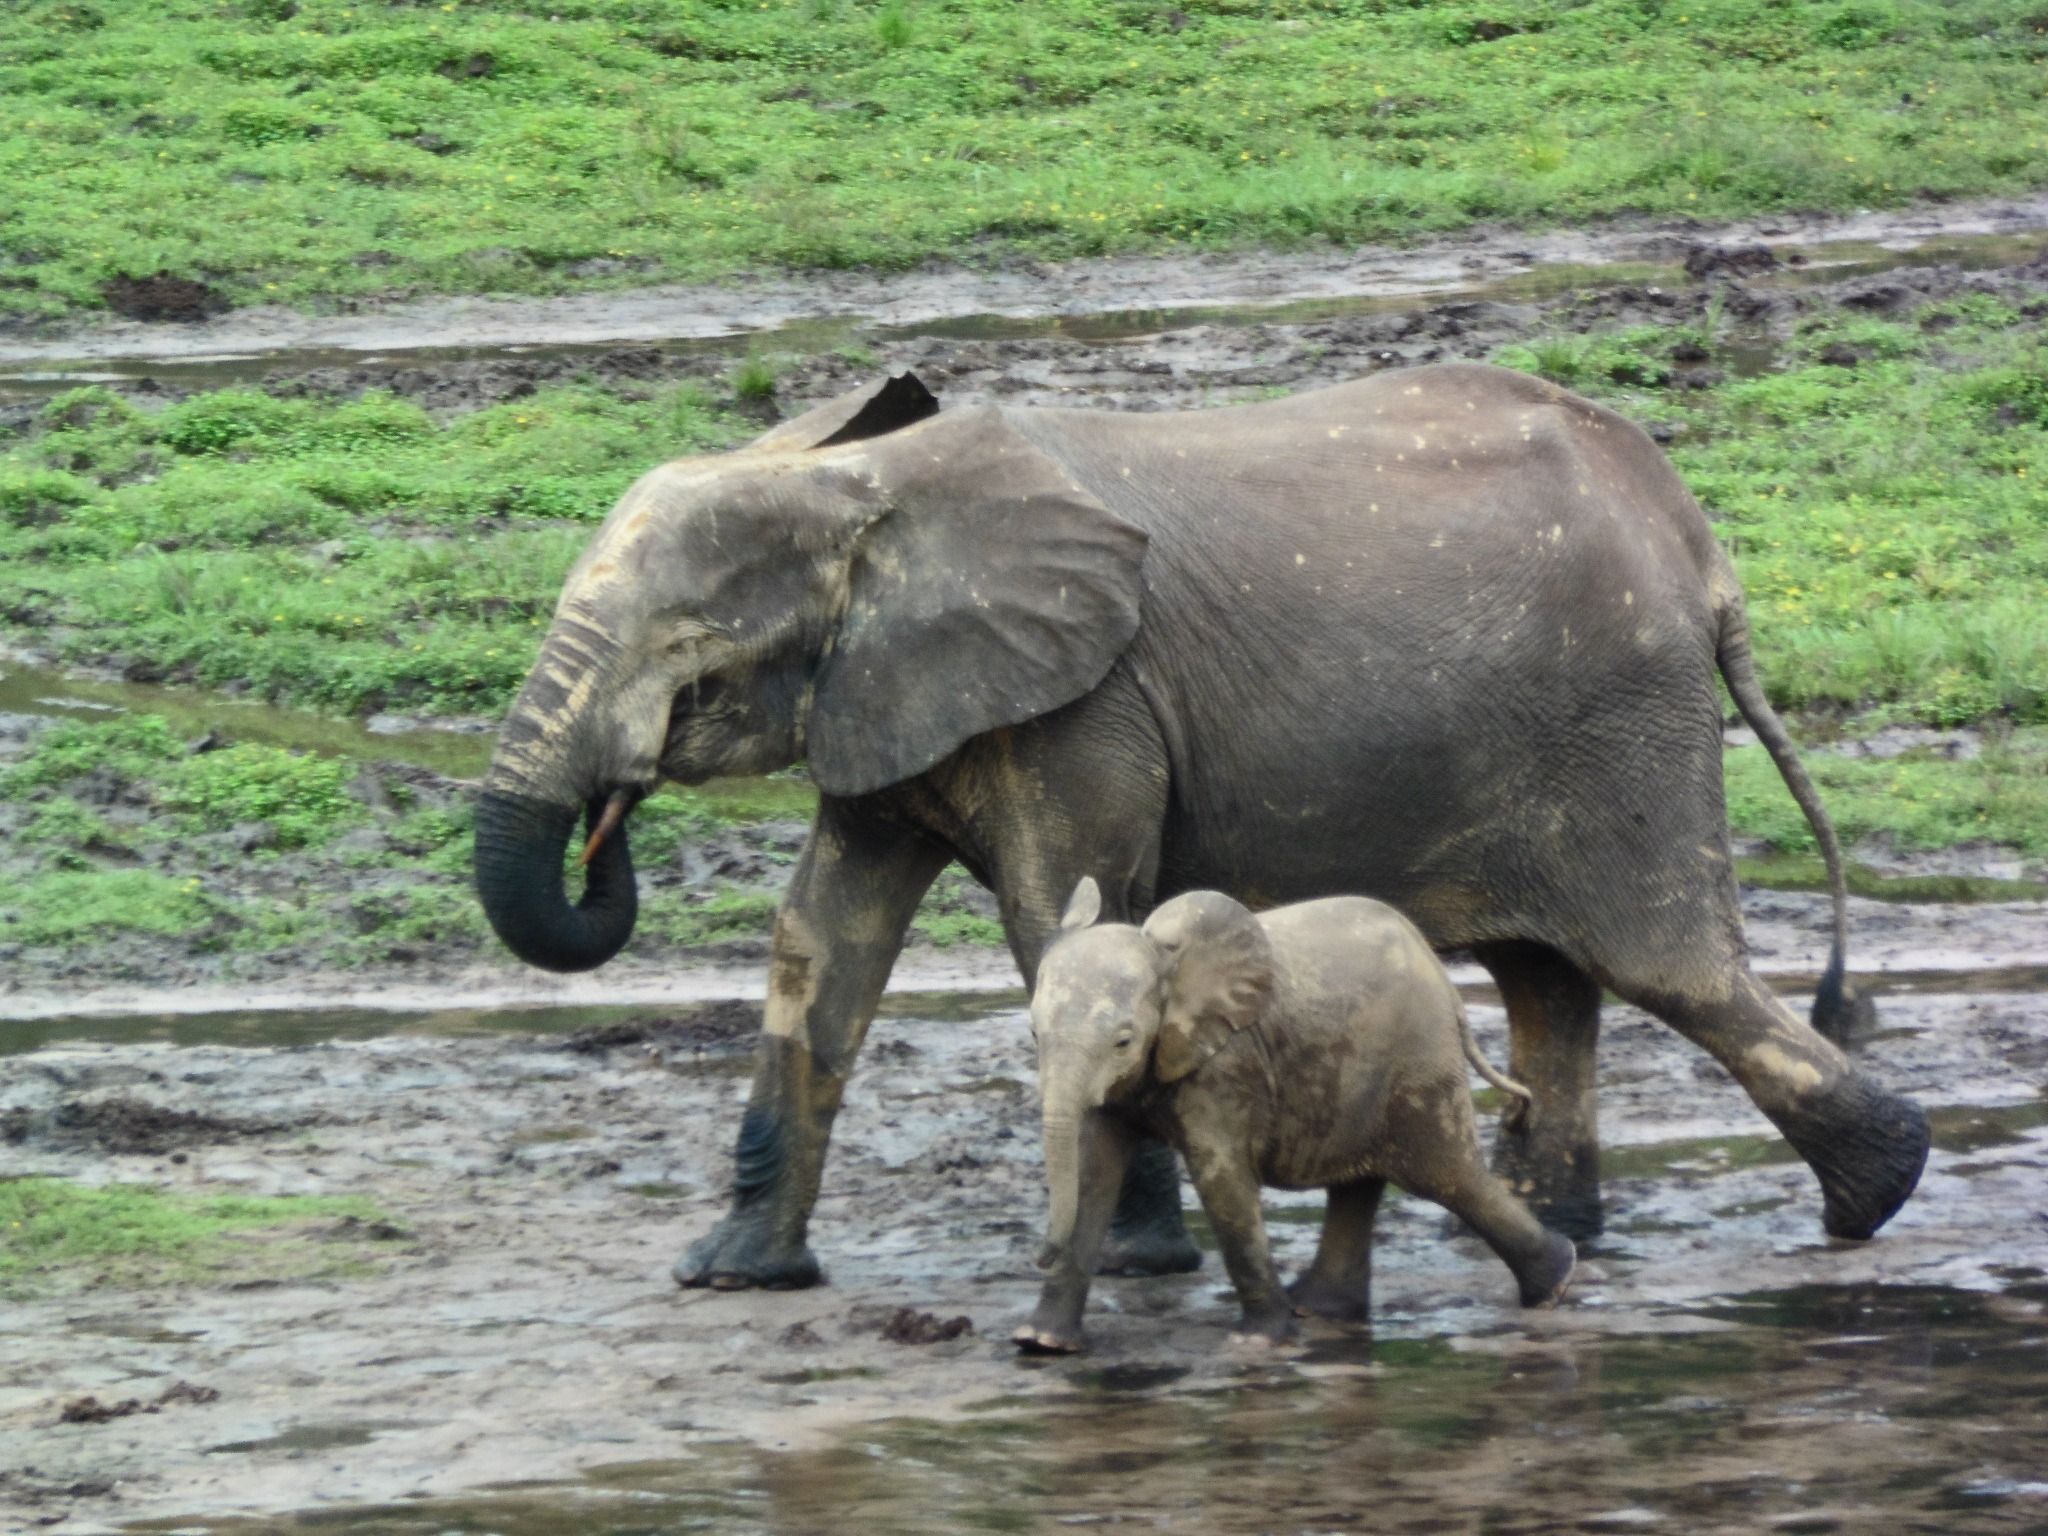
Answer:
1456;999;1533;1131
1715;598;1874;1046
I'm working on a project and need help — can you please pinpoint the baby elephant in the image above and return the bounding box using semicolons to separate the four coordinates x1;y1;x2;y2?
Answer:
1016;879;1576;1353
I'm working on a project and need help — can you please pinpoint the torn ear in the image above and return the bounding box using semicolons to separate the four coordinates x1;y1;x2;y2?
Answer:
747;373;939;453
1143;893;1275;1083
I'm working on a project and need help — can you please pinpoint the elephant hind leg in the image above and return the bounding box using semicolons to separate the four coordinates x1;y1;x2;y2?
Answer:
1613;965;1929;1240
1473;941;1603;1241
1288;1178;1385;1323
1391;1131;1576;1309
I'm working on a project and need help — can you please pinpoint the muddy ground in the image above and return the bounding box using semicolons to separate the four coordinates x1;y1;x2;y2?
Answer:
3;888;2046;1534
3;207;2048;1532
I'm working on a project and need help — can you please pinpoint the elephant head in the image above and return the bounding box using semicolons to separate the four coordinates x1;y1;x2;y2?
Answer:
474;375;1149;972
1031;880;1275;1266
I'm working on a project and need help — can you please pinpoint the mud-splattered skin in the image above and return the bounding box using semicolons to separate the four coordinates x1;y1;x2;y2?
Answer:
1017;882;1576;1353
474;364;1929;1293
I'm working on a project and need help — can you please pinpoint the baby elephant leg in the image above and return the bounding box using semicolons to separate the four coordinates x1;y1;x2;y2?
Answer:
1016;1115;1131;1355
1390;1095;1576;1309
1184;1143;1296;1345
1288;1178;1386;1323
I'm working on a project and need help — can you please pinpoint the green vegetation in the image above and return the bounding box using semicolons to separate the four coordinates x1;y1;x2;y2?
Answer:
1497;296;2048;726
5;1;2048;320
1724;727;2048;858
0;1177;386;1296
0;382;744;714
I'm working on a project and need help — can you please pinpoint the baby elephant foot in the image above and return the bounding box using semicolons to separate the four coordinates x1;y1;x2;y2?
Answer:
1286;1271;1372;1324
1517;1232;1578;1309
1013;1320;1087;1355
1227;1304;1299;1348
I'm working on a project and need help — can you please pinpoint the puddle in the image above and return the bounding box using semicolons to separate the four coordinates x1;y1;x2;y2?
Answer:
0;988;1021;1056
204;1420;417;1456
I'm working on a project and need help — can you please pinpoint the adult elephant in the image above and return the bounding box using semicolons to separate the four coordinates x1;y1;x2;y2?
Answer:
474;364;1928;1289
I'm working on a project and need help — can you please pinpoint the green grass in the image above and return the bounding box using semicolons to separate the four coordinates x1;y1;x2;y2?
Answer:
4;1;2048;321
1497;298;2048;726
0;1177;386;1296
0;381;745;715
1724;727;2048;858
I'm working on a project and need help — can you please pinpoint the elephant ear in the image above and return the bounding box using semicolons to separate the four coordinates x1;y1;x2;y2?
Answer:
1143;892;1275;1083
804;406;1149;798
749;373;940;453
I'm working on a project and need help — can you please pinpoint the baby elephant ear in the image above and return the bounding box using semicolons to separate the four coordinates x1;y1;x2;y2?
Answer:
1143;892;1275;1083
1060;877;1103;932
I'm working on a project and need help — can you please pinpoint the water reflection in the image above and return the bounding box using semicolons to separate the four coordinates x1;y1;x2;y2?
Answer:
130;1282;2048;1535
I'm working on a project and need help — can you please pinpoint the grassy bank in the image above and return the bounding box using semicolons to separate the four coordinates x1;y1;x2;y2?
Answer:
5;0;2048;322
0;1177;387;1296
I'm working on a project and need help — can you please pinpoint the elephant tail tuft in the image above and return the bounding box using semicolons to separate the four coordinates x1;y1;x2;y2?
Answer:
1715;594;1875;1047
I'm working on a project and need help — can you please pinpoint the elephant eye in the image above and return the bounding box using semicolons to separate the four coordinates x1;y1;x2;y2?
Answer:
1115;1033;1135;1050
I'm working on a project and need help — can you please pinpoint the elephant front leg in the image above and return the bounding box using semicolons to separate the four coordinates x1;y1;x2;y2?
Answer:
1475;942;1604;1241
677;801;949;1291
1182;1140;1295;1346
1016;1116;1132;1355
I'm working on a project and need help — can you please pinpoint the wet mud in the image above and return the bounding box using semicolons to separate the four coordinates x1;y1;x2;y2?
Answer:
3;944;2045;1534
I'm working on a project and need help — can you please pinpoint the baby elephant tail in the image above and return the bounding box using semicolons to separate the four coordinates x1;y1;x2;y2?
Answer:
1456;1001;1534;1132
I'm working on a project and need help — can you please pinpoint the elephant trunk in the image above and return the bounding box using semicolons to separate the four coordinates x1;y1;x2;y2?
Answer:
474;788;639;973
1038;1108;1083;1270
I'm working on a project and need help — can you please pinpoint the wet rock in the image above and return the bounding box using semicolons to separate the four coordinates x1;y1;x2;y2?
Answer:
17;1097;287;1155
230;821;279;853
557;999;763;1057
1684;243;1780;280
436;51;495;79
1840;280;1915;312
58;1381;218;1425
1817;341;1863;369
876;1308;974;1345
778;1321;826;1348
99;272;230;323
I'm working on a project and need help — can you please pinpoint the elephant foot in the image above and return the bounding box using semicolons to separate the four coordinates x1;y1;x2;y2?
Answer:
674;1214;823;1292
1515;1232;1577;1310
1780;1074;1931;1241
1013;1306;1087;1355
1096;1225;1203;1278
1100;1139;1203;1276
1227;1305;1299;1348
1286;1270;1372;1324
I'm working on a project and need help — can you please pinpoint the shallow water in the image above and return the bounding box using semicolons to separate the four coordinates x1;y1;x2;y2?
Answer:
125;1279;2048;1534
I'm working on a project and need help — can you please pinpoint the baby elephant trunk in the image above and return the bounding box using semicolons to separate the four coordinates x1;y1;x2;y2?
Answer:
1038;1110;1082;1270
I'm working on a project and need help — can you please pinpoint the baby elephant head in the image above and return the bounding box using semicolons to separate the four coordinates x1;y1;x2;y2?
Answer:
1030;879;1276;1266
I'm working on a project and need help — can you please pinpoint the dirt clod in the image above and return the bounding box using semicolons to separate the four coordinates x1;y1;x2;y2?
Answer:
878;1308;975;1345
98;272;229;323
17;1098;286;1156
57;1382;217;1425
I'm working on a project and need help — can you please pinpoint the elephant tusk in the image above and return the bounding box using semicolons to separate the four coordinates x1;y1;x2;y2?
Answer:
578;790;632;868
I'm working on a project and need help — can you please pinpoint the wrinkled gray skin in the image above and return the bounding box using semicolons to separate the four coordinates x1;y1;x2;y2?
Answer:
474;364;1929;1295
1018;880;1576;1353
